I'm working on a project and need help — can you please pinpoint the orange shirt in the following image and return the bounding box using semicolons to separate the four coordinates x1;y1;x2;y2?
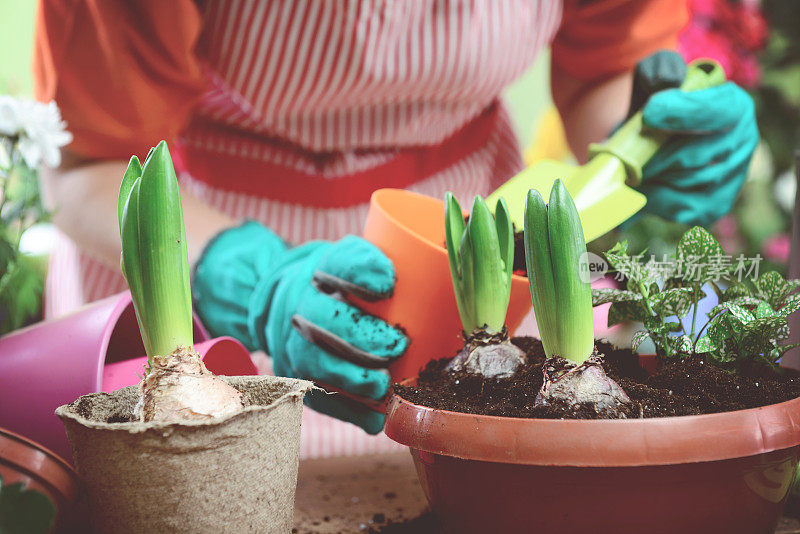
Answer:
34;0;688;163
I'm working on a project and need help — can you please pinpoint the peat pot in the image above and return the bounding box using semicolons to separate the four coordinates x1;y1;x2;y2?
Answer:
0;291;256;461
57;376;312;533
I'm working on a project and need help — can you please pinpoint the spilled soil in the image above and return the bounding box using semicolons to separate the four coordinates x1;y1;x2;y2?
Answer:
394;337;800;419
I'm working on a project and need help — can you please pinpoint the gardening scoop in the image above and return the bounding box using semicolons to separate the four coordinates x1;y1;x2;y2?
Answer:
487;59;726;242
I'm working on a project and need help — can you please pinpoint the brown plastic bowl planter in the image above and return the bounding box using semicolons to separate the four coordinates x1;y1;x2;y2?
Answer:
0;427;81;532
57;376;312;533
385;371;800;534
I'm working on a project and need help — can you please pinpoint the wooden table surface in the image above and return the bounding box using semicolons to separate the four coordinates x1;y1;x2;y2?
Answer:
293;451;800;533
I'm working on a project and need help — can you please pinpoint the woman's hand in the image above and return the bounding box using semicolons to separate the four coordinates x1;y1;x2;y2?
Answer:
193;222;408;434
632;50;759;226
639;79;759;226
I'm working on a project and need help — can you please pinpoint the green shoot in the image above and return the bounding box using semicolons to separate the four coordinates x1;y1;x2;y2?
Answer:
444;193;514;335
118;141;193;363
524;179;594;363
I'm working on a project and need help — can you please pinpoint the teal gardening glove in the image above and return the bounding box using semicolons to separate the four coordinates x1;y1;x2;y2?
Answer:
193;222;409;434
630;50;759;226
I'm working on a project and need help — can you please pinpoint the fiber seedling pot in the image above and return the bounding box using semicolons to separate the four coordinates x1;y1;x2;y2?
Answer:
360;189;531;386
57;375;312;533
0;292;255;461
385;372;800;534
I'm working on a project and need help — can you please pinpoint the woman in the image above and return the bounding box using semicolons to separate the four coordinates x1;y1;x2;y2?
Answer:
34;0;757;456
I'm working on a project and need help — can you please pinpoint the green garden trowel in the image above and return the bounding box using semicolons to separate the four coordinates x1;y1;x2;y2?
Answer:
488;59;725;242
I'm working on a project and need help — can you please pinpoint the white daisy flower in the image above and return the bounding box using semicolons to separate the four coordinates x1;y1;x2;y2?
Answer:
0;96;72;168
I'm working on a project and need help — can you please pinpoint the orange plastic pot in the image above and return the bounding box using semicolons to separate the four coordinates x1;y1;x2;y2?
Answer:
0;427;82;532
358;188;531;388
385;373;800;534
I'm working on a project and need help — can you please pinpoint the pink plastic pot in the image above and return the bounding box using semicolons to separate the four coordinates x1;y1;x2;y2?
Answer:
0;292;256;462
385;365;800;534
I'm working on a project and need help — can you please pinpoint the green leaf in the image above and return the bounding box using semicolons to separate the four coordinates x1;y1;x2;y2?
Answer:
445;193;512;335
740;316;788;356
677;226;724;263
725;303;756;324
707;314;733;347
495;197;514;286
771;343;800;361
591;288;642;306
778;294;800;318
644;315;668;333
120;141;194;359
525;188;557;358
665;321;684;333
695;335;717;353
776;323;791;341
669;335;693;355
603;241;631;273
525;180;593;363
0;474;56;534
663;276;690;291
608;300;649;326
712;347;738;364
754;302;777;318
547;179;594;363
0;257;43;333
649;287;694;317
631;330;650;350
722;282;754;301
675;226;726;286
0;238;15;277
444;192;469;330
465;196;511;333
118;156;142;235
754;271;800;308
709;298;761;318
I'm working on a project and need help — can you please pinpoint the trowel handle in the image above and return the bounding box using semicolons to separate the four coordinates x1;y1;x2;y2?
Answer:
589;59;726;186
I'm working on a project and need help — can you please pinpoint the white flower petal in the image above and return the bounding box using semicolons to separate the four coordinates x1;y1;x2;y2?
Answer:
0;95;21;136
17;137;43;169
1;98;72;168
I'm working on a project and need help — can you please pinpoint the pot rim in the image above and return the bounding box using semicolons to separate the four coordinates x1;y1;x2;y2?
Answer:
0;427;79;501
55;376;313;433
384;391;800;467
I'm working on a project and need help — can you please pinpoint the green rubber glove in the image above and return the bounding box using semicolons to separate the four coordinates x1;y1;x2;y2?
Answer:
630;51;759;226
193;221;409;434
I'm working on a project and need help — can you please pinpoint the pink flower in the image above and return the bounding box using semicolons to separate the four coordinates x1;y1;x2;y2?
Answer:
714;215;738;238
678;0;768;87
763;234;791;264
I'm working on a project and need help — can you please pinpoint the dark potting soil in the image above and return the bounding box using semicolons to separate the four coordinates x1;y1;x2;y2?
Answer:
394;337;800;419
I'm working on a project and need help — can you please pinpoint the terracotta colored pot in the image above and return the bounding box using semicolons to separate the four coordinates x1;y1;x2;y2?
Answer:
359;188;531;384
0;427;81;532
385;375;800;534
0;291;256;462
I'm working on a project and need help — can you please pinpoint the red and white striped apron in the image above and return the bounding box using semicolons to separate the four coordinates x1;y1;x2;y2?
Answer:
46;0;563;458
